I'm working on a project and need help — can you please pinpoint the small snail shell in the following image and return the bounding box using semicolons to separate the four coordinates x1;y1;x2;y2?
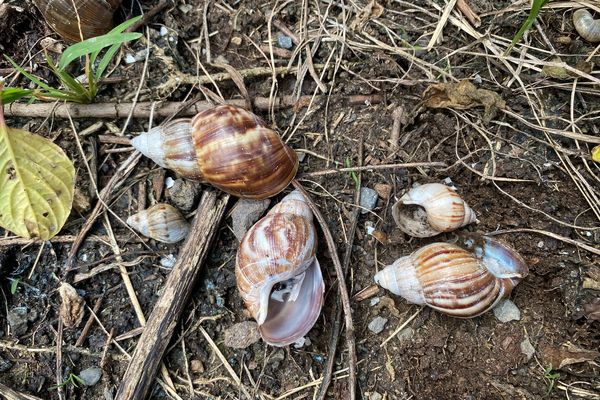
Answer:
392;183;476;238
573;9;600;43
126;203;189;243
33;0;122;42
235;190;324;346
374;238;528;318
131;105;299;200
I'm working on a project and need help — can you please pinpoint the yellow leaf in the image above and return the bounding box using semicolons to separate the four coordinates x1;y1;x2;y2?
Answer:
0;125;75;240
593;145;600;163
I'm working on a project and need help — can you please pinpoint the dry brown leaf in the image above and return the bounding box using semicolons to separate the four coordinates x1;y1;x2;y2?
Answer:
422;80;506;123
59;282;85;328
583;298;600;321
541;342;599;369
350;0;384;30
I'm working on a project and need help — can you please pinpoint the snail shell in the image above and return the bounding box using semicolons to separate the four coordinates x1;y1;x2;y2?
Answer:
33;0;122;42
374;238;528;318
131;105;299;200
235;190;324;346
573;9;600;43
126;203;189;243
392;183;476;238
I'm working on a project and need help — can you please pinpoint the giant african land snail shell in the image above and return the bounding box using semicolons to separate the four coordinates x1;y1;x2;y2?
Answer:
131;105;299;200
573;9;600;43
392;183;476;237
34;0;122;42
126;203;189;243
235;190;324;346
374;237;528;318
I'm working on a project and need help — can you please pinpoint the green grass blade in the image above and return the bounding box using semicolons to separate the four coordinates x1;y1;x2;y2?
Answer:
5;56;55;92
0;88;33;104
58;32;142;70
505;0;550;55
95;43;121;82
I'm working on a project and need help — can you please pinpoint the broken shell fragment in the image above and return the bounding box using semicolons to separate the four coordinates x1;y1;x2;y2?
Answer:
126;203;189;243
392;183;476;237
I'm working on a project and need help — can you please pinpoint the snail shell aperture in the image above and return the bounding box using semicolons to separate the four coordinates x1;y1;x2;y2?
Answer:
34;0;122;42
374;237;528;318
392;183;477;238
126;203;189;243
573;9;600;43
131;105;299;200
235;190;324;346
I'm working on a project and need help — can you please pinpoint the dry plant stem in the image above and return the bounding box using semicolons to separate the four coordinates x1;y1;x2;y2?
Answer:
0;234;126;247
291;180;356;400
75;297;103;346
456;0;481;27
486;228;600;256
0;340;128;360
55;319;64;400
0;383;44;400
317;140;363;400
115;190;229;400
303;161;446;177
125;0;172;33
5;94;384;119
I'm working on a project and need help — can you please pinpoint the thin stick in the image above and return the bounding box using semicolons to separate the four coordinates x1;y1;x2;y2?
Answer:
291;180;356;400
427;0;459;50
126;0;172;33
115;190;229;400
486;228;600;256
302;162;446;177
0;383;44;400
75;297;103;347
380;307;423;347
5;94;384;119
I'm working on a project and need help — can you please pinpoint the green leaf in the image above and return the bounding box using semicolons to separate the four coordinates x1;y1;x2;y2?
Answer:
505;0;551;55
592;145;600;163
59;32;142;70
10;278;19;294
0;123;75;240
0;88;33;104
95;43;121;82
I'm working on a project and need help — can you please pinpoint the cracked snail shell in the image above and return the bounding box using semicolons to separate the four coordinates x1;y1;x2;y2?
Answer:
235;190;324;346
374;237;528;318
392;183;477;238
131;105;299;200
573;9;600;43
126;203;189;244
34;0;122;42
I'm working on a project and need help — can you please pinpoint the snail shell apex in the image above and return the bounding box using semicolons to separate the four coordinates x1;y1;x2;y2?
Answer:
131;105;299;199
126;203;189;243
392;183;476;237
236;190;324;346
374;239;528;318
573;9;600;43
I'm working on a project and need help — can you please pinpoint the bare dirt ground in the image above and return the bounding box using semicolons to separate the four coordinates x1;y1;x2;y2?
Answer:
0;0;599;399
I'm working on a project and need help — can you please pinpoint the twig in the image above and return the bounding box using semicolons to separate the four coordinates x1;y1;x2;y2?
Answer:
291;180;356;400
0;234;126;247
380;307;423;347
75;297;103;347
0;383;44;400
115;190;229;400
427;0;459;50
126;0;173;33
456;0;481;27
0;340;127;360
485;228;600;256
302;161;446;177
55;320;64;400
5;94;384;119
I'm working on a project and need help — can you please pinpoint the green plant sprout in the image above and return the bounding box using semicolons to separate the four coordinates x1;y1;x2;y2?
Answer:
9;278;20;295
505;0;551;55
542;365;560;395
50;373;86;390
3;16;142;104
345;157;360;189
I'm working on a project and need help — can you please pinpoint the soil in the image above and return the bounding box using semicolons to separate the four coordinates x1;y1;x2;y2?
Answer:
0;0;599;399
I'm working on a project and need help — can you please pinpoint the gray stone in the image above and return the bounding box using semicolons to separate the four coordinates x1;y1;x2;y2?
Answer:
360;187;379;214
368;316;388;334
277;35;293;49
0;358;13;372
396;327;414;342
79;367;102;386
520;337;535;362
167;179;201;211
493;299;521;323
7;307;28;336
231;199;270;241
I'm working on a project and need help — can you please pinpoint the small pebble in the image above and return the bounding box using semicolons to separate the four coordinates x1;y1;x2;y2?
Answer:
520;337;535;362
373;183;391;200
366;392;383;400
0;358;13;372
190;359;204;373
277;34;293;49
8;307;29;337
370;297;380;306
368;316;388;334
159;26;169;36
79;367;102;386
167;179;201;211
396;327;414;342
269;349;286;366
224;321;261;349
160;254;177;269
178;4;193;13
165;177;175;189
293;336;311;348
124;54;136;64
231;199;270;241
493;299;521;323
359;187;378;214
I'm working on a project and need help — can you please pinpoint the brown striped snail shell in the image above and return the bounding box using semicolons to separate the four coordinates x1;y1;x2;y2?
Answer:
235;190;324;346
374;237;528;318
573;9;600;43
33;0;122;42
131;105;299;200
392;183;476;238
126;203;189;243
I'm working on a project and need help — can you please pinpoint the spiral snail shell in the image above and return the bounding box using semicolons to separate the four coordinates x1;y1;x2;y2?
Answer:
392;183;477;238
131;105;299;200
573;9;600;43
374;237;528;318
33;0;122;42
126;203;189;243
235;190;324;346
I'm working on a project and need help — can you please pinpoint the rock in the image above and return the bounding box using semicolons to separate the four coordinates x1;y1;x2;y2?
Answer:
493;300;521;323
79;367;102;386
293;336;311;348
0;358;13;372
8;307;29;336
520;337;535;362
167;179;201;211
365;392;383;400
370;297;380;306
190;359;204;373
374;183;392;200
231;199;270;241
224;321;261;349
360;187;379;214
277;35;293;49
160;254;177;269
396;327;414;342
269;349;285;366
368;316;388;334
